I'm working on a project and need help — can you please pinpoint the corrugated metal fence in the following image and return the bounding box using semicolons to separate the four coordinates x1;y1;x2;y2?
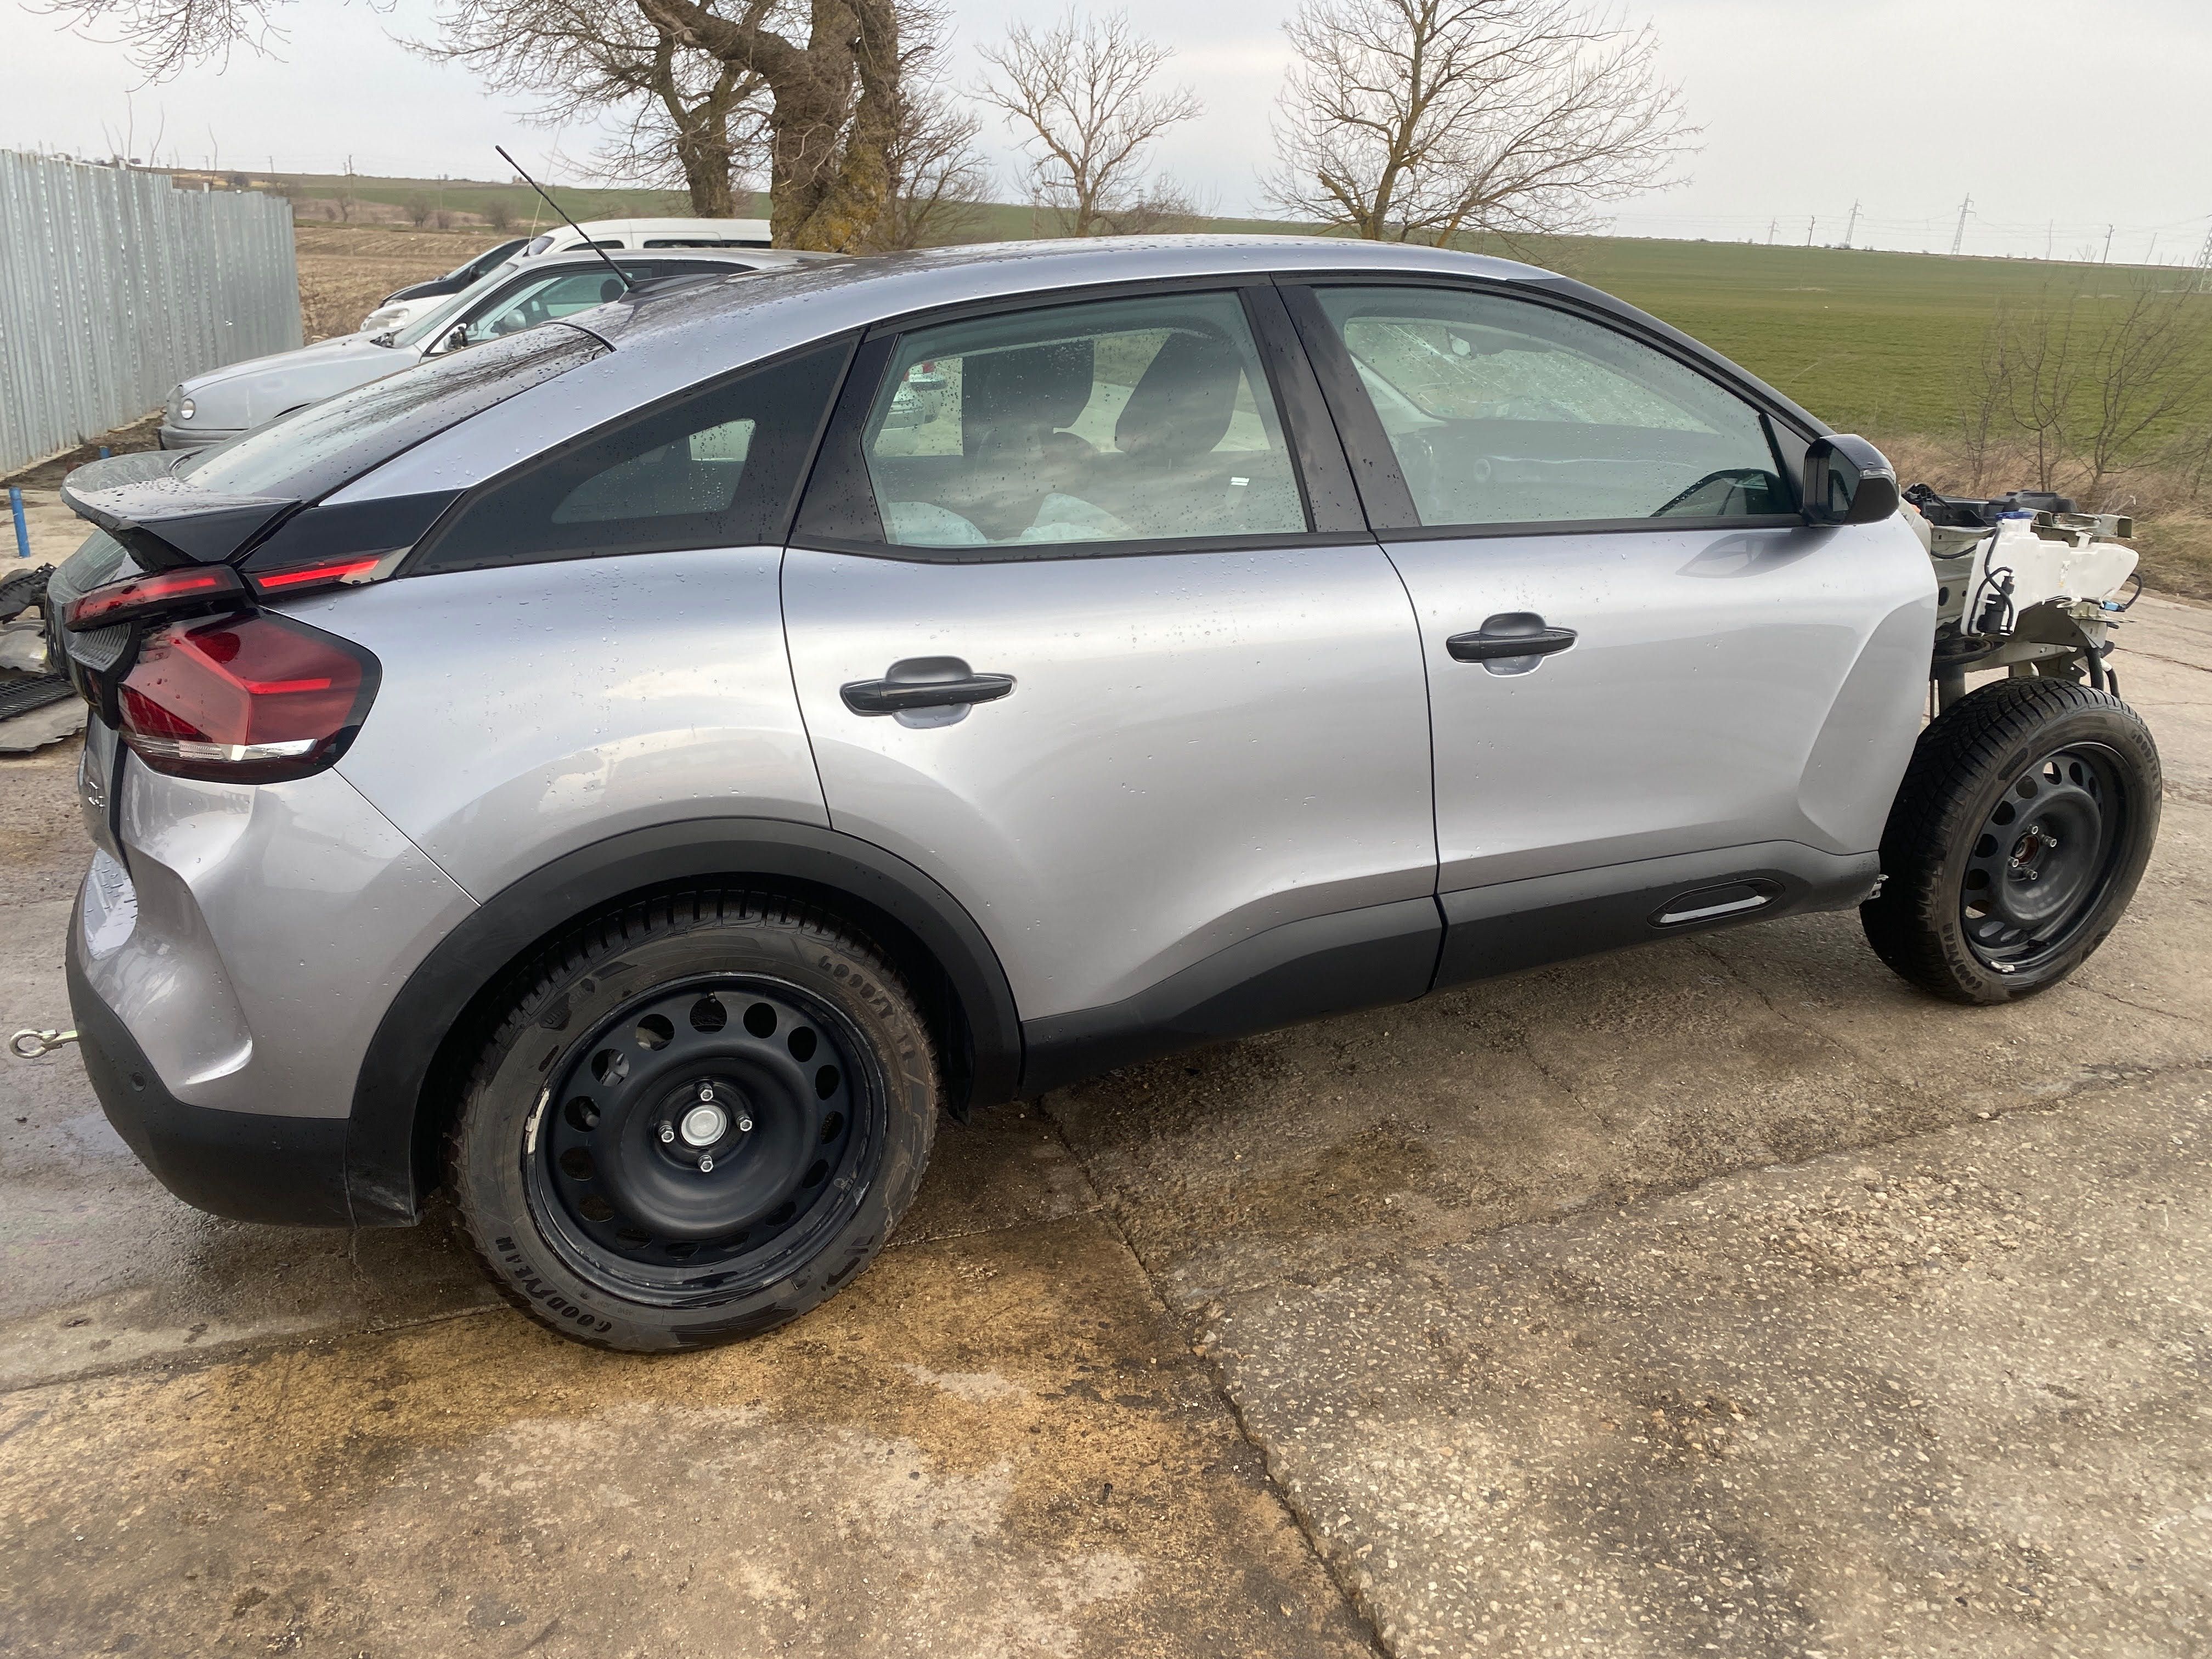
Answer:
0;151;301;476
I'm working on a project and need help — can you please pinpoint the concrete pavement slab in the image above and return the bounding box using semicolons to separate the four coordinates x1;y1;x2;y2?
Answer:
0;1212;1372;1659
1193;1064;2212;1658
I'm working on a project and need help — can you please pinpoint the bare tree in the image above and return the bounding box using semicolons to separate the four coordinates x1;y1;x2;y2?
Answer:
418;0;770;217
638;0;906;250
1961;278;2212;507
1266;0;1694;245
975;10;1201;239
865;3;990;250
43;0;915;250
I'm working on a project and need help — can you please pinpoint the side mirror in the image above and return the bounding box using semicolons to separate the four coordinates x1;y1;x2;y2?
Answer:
434;325;469;356
1803;434;1899;525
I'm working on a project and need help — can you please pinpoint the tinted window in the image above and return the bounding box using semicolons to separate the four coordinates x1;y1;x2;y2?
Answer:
176;326;606;505
413;338;851;573
859;292;1305;548
1312;286;1791;527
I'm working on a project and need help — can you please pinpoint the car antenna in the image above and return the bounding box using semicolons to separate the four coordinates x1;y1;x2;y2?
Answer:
495;145;634;294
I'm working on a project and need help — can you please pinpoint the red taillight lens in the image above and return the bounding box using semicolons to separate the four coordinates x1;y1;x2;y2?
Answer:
117;612;380;782
64;563;249;631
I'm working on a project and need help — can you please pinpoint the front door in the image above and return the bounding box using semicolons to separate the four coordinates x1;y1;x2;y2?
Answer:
1287;281;1933;979
780;287;1439;1081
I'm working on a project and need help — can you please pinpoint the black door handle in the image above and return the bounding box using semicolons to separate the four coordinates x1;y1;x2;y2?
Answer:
1447;615;1577;668
841;673;1015;715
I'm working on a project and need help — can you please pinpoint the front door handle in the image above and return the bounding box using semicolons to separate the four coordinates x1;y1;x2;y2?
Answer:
841;669;1015;715
1447;614;1577;674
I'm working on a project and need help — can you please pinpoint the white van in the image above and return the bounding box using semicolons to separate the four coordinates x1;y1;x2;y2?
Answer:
517;216;774;257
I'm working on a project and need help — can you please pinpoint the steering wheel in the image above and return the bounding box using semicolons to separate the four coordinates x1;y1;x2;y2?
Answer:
1651;467;1771;518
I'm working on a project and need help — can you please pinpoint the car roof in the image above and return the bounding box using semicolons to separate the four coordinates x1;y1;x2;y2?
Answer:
337;235;1825;507
524;217;774;240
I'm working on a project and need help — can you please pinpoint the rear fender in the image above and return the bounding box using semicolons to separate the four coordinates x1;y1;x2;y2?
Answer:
343;817;1022;1225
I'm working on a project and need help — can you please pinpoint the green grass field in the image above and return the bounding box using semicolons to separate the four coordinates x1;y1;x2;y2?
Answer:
257;172;2212;443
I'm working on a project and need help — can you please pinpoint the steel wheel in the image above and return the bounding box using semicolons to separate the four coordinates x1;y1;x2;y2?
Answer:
1958;744;2128;972
524;974;875;1304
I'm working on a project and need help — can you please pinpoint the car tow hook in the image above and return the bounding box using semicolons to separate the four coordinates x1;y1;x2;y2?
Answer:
9;1028;79;1060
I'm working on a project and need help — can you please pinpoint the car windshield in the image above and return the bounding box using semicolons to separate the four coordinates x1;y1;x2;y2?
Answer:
389;260;523;346
172;326;607;505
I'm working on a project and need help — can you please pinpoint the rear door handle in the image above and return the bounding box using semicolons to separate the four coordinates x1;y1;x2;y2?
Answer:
1447;614;1577;673
840;672;1015;715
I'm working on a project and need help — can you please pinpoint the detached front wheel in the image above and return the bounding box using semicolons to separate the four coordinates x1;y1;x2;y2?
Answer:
1862;678;2160;1003
448;893;938;1352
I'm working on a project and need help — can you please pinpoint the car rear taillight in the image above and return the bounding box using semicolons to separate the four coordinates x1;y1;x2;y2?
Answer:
117;612;380;783
64;563;249;631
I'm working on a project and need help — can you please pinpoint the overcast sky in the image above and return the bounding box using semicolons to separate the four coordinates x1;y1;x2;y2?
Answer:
4;0;2208;263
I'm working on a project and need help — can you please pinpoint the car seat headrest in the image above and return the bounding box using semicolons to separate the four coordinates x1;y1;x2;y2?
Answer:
962;340;1096;454
1115;331;1240;460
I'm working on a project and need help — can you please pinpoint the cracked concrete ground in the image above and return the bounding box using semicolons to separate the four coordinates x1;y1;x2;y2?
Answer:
3;502;2208;1657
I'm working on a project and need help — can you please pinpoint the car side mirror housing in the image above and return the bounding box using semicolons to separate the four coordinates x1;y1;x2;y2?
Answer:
433;325;469;356
1803;434;1899;525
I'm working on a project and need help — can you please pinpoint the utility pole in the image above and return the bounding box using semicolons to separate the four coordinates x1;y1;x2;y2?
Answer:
1766;217;1778;246
1950;194;1971;256
2102;224;2115;264
2146;233;2159;266
2044;220;2053;260
2192;219;2212;294
1843;199;1859;249
1805;216;1816;246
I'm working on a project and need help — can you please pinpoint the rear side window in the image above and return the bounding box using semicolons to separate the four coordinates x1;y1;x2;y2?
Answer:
1310;286;1792;527
410;337;853;573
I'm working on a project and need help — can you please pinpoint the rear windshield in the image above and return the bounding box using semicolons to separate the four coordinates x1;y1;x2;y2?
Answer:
174;325;608;505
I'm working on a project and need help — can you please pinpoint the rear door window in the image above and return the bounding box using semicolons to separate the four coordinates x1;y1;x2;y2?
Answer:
850;291;1306;549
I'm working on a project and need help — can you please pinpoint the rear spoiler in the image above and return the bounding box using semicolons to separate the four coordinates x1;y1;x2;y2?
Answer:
60;451;296;568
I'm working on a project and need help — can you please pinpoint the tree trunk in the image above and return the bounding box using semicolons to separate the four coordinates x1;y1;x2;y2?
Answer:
637;0;899;251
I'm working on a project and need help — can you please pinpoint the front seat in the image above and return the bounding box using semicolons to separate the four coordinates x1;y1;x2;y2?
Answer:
1105;331;1244;536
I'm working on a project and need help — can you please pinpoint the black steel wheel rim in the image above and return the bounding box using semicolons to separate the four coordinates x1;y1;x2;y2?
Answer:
522;974;879;1305
1959;742;2128;973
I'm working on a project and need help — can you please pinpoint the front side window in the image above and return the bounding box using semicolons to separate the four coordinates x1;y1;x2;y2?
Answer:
859;292;1306;549
1311;286;1792;528
411;337;850;573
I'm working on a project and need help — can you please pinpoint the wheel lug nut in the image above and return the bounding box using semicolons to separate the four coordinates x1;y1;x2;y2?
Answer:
658;1124;675;1144
698;1155;714;1172
699;1085;715;1102
738;1113;754;1133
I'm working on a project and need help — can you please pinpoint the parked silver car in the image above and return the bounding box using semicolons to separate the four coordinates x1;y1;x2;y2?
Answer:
46;238;2159;1352
159;248;829;450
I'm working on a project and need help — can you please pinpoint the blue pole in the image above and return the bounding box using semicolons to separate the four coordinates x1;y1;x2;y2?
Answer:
8;488;27;560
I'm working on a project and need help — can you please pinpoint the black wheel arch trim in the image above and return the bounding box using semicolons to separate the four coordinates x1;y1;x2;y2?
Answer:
343;816;1023;1227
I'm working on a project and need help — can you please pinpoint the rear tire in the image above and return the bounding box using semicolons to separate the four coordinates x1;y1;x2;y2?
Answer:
447;890;937;1352
1861;678;2160;1004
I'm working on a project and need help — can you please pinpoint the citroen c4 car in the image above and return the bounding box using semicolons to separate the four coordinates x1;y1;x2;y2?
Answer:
47;238;2159;1351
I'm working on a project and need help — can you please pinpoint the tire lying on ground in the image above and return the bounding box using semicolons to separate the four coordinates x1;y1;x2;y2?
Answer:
1862;677;2161;1005
447;890;938;1352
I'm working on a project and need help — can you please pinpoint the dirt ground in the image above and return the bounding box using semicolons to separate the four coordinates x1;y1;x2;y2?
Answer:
2;487;2208;1655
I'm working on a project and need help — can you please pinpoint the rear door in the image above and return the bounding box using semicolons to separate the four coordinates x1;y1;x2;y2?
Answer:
1285;280;1932;982
781;284;1438;1084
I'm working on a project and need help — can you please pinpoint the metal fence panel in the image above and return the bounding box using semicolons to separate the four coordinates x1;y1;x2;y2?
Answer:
0;151;301;476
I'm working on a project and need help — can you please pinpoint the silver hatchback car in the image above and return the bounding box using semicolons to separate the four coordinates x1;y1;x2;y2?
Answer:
44;239;2159;1351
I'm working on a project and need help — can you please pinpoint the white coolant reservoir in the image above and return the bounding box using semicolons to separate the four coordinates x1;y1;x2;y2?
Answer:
1961;512;2138;636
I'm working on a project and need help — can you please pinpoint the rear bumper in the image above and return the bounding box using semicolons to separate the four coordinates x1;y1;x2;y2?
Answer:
67;898;353;1226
